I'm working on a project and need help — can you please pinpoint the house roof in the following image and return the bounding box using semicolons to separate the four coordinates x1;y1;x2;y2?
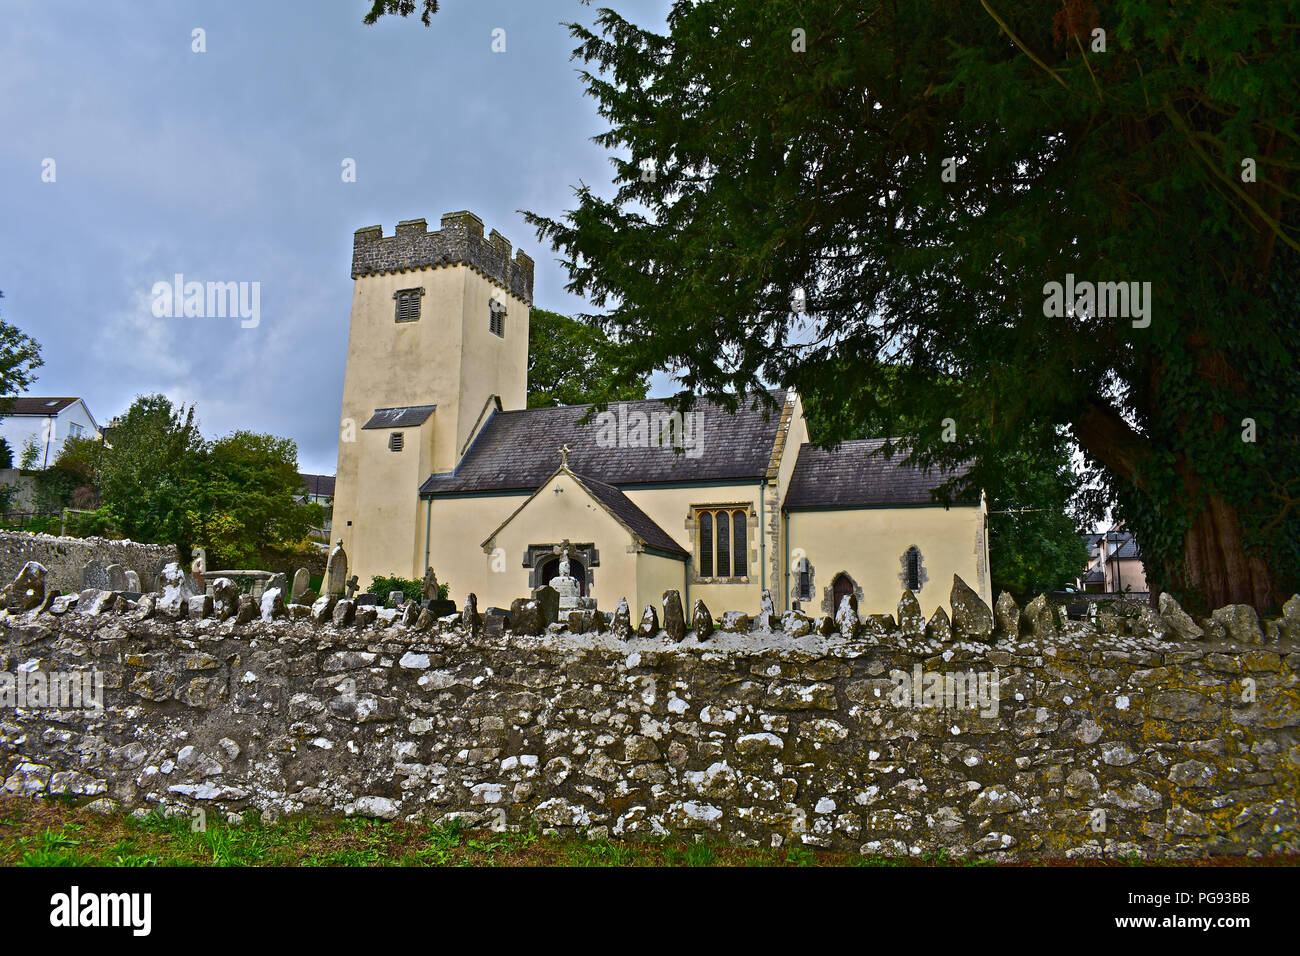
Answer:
1108;536;1141;560
363;405;437;430
0;396;80;416
422;390;787;496
783;439;976;510
300;474;336;498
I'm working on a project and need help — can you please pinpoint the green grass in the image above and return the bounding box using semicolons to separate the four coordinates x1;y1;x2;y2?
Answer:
2;800;1295;867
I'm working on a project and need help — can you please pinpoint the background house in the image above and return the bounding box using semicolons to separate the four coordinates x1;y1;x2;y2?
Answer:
0;397;100;470
1079;526;1148;597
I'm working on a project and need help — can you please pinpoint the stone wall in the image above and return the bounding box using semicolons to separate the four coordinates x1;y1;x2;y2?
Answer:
2;586;1297;860
0;532;177;593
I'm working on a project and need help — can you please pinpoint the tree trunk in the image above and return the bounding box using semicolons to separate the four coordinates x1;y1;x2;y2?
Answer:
1072;397;1276;614
1168;489;1274;613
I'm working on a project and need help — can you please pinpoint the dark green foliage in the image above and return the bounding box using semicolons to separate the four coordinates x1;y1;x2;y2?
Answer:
96;395;320;565
98;395;203;557
0;438;13;470
362;0;439;26
523;0;1299;611
528;308;649;408
192;431;323;569
0;290;43;407
368;575;447;602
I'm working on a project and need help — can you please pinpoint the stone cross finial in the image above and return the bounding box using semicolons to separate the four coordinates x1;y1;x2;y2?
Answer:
560;443;571;467
553;539;573;577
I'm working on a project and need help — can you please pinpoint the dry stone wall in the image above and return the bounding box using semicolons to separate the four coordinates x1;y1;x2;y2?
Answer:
2;583;1298;860
0;532;177;594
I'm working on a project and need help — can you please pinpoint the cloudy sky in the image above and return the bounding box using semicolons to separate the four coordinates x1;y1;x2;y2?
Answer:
0;0;673;474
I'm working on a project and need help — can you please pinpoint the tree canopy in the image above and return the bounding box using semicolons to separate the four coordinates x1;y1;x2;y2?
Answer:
0;290;43;412
94;395;320;566
527;308;649;408
515;0;1298;613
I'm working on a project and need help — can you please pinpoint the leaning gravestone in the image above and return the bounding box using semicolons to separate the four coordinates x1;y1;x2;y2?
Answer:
531;585;559;625
82;560;111;591
267;572;287;596
105;563;128;592
291;568;310;603
323;540;348;597
124;570;141;592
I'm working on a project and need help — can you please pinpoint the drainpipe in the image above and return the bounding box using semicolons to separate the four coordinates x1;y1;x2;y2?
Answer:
783;510;790;612
424;498;431;575
758;483;765;595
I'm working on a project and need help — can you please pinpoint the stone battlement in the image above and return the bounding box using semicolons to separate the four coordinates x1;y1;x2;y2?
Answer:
351;210;535;304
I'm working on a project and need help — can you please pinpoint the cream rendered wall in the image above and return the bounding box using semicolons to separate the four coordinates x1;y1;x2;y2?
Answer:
425;492;529;608
347;419;437;583
333;262;530;586
636;551;690;616
621;483;766;614
477;471;686;611
786;504;989;619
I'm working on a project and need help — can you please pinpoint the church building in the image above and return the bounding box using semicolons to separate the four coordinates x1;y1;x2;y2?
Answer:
331;211;990;619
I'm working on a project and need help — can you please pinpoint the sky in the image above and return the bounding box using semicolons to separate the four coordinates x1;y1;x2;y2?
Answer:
0;0;675;475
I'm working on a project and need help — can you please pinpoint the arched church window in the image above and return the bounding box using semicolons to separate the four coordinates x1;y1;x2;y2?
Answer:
699;512;713;577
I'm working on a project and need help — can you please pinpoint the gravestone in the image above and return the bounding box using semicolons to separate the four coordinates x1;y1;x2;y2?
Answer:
291;568;310;603
104;563;128;592
531;585;560;625
345;574;360;599
387;590;406;608
354;593;381;607
124;570;141;592
82;560;111;591
462;593;481;634
267;571;288;597
323;540;348;597
421;567;439;601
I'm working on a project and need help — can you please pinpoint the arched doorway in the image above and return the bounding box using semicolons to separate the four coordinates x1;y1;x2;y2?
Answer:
540;556;587;597
832;573;855;612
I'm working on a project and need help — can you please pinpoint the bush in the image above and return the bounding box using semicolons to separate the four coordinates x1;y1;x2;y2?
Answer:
0;438;12;469
367;574;449;603
62;506;118;538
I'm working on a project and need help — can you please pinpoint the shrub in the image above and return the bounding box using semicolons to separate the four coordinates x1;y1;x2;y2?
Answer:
62;505;118;538
0;438;12;469
367;574;449;603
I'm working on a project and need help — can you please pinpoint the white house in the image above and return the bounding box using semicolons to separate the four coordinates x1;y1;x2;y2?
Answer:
0;397;100;469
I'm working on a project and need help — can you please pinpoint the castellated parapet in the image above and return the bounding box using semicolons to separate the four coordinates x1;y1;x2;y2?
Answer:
351;210;535;304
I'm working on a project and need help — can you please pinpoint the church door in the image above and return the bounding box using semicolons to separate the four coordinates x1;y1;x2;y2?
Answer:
831;573;854;612
540;557;587;596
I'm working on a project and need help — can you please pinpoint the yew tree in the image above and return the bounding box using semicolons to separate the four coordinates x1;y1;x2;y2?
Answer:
515;0;1298;613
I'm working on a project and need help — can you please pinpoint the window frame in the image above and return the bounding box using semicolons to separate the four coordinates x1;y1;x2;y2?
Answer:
691;504;752;583
393;286;425;324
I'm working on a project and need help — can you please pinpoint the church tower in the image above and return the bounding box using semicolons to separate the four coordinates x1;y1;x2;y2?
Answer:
332;211;533;584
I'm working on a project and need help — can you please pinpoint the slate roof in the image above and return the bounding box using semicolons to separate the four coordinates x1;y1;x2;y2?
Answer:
783;439;976;509
0;396;80;416
299;474;336;498
421;391;787;495
363;405;437;430
1107;536;1140;560
573;474;689;557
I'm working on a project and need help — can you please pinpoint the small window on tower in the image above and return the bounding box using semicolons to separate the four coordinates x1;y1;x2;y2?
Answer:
393;287;424;323
389;432;404;452
489;298;507;337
